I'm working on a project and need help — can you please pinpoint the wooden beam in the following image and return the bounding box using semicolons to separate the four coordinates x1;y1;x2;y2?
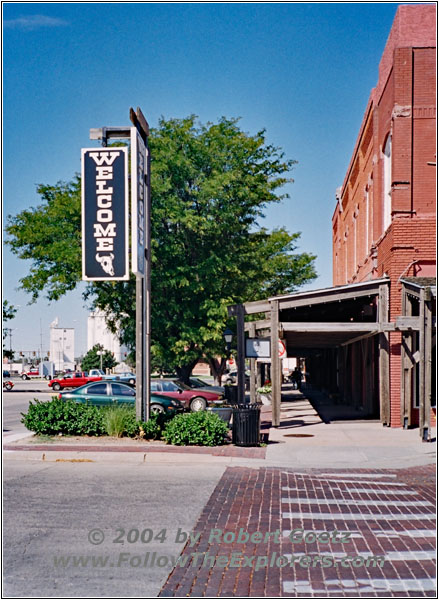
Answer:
236;304;246;404
242;300;271;315
249;323;257;404
271;300;281;427
379;284;390;426
419;289;426;439
340;331;377;347
276;286;381;311
244;319;271;332
423;293;433;441
280;322;381;333
401;286;411;429
395;316;421;331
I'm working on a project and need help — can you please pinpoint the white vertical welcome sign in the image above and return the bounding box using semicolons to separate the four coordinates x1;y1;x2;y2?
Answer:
81;147;129;281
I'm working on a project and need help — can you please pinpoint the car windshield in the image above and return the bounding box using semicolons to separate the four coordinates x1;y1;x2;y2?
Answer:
189;378;206;388
173;380;190;390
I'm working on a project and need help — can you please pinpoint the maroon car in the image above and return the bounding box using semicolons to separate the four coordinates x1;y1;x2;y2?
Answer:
150;379;223;412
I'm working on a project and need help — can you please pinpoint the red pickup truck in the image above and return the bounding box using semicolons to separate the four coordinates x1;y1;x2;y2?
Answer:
48;372;102;391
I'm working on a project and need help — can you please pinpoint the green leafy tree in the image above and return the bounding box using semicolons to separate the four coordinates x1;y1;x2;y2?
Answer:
3;300;17;360
80;344;117;372
6;116;317;383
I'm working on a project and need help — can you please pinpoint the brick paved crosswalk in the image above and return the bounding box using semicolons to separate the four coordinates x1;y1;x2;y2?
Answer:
159;465;436;597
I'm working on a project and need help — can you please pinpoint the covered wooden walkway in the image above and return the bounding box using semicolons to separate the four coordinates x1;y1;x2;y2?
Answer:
228;277;435;440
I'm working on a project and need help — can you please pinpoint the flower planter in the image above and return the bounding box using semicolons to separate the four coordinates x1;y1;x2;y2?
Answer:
258;393;272;405
207;406;233;425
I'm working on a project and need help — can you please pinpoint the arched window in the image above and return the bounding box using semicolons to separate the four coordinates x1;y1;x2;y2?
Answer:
383;134;392;232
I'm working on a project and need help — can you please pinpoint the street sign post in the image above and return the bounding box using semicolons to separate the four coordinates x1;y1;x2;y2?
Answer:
83;108;151;421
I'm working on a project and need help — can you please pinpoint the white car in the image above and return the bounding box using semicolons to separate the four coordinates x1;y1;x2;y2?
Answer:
21;369;41;380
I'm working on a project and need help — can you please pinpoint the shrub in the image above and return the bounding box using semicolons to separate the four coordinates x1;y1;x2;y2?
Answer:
162;411;229;446
138;417;161;440
138;412;173;440
21;398;105;436
103;406;138;438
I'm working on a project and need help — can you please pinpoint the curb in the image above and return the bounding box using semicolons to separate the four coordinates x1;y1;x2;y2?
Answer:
3;442;267;459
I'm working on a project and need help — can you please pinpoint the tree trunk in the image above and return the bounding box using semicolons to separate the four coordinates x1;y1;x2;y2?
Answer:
209;357;227;385
175;360;199;385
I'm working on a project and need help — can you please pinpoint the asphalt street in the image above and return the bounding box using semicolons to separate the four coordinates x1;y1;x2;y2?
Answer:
3;459;226;598
3;380;54;434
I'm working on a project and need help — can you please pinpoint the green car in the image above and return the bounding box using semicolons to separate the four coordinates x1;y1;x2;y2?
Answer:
58;381;184;415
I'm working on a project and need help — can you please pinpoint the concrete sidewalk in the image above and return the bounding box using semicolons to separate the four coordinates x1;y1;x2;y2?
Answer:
263;390;436;470
3;389;435;470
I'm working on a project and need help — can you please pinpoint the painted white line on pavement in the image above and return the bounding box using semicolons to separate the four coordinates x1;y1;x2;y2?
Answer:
282;486;419;495
284;550;436;561
306;473;397;479
283;578;437;594
282;511;436;521
291;478;407;486
373;529;437;539
281;497;432;507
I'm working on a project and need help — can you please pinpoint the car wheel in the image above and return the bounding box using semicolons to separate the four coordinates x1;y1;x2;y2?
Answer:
52;382;61;391
150;403;165;414
44;375;51;380
4;383;12;391
21;374;28;380
190;396;207;412
225;378;232;385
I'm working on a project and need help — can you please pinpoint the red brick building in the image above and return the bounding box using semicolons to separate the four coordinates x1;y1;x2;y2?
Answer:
231;5;435;439
332;4;436;430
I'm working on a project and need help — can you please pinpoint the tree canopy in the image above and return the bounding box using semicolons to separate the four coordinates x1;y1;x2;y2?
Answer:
6;116;317;380
80;343;117;372
3;300;17;360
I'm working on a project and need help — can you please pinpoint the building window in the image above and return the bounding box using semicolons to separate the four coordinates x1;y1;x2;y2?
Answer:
383;135;392;232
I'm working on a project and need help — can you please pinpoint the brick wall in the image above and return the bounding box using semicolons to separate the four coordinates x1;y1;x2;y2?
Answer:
332;5;436;428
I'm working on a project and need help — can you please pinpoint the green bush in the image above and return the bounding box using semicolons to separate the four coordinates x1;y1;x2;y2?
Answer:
162;411;229;446
21;398;105;436
138;412;173;440
138;417;161;440
103;406;138;438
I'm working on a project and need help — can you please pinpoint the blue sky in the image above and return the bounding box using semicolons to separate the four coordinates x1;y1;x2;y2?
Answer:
3;2;404;357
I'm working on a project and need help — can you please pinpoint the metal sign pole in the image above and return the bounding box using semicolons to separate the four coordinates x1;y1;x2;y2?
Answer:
144;132;151;422
87;107;151;421
130;107;151;421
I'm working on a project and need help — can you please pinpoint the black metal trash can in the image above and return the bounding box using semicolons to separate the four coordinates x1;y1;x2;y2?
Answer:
232;404;261;447
224;385;239;404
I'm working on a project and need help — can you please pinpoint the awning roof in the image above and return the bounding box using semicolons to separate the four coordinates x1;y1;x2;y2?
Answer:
236;278;391;355
400;277;436;298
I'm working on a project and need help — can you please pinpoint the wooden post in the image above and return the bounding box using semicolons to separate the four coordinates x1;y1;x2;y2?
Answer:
423;291;433;441
135;277;144;420
257;363;262;389
236;304;246;404
419;288;432;440
400;286;412;428
270;300;280;427
249;322;257;403
379;284;390;425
